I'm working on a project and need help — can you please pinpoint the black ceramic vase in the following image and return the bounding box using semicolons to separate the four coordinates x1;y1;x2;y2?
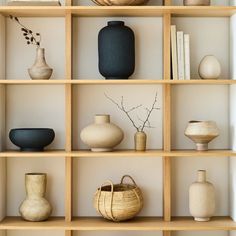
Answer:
98;21;135;80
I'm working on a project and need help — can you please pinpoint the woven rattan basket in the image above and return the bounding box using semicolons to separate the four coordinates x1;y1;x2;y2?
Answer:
94;175;143;222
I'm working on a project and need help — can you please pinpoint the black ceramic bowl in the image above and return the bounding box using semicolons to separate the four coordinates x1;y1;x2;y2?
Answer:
9;128;55;152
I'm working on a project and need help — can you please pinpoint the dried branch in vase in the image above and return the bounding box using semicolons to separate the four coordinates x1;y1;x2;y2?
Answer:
9;15;41;48
105;92;159;132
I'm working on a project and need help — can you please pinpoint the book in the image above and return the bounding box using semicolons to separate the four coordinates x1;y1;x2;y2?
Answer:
171;25;178;80
184;34;190;80
177;31;185;80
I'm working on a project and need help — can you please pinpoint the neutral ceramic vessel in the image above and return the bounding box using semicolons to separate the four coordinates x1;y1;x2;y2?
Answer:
134;131;147;151
28;48;53;80
80;114;124;152
19;173;52;221
92;0;149;6
184;0;210;5
189;170;215;221
198;55;221;80
184;120;219;151
9;128;55;151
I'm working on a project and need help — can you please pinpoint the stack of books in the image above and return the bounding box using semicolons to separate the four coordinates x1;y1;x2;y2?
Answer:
171;25;190;80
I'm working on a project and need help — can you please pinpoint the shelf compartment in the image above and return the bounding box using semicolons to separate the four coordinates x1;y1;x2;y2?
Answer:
0;216;235;231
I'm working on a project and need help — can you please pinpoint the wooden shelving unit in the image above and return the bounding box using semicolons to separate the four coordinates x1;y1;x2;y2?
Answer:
0;0;234;236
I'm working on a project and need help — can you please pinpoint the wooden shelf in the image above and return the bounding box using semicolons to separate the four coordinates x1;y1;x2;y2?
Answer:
0;6;66;17
1;149;235;157
0;80;70;84
0;216;235;231
1;79;236;85
0;150;67;157
0;6;236;17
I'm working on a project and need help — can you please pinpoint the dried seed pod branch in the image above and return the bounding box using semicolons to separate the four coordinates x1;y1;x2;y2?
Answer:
105;92;159;132
9;15;41;48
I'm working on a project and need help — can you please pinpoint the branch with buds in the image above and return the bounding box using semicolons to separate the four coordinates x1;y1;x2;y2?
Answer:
10;15;41;48
105;92;159;132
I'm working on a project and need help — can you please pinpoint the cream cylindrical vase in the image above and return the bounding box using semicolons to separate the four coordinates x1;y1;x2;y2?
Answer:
189;170;215;222
80;114;124;152
19;173;52;222
28;48;53;80
134;131;147;151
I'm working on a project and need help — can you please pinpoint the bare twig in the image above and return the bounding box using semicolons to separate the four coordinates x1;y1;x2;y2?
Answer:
105;92;160;132
105;93;140;131
140;92;159;131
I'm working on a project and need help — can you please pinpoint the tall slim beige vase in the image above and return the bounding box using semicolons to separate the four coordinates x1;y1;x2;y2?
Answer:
19;173;52;222
189;170;215;221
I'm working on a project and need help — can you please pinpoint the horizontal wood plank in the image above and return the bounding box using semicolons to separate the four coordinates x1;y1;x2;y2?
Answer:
1;149;236;157
0;216;236;230
0;6;236;17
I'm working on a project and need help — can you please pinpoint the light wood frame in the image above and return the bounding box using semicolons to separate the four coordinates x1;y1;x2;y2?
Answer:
0;0;236;235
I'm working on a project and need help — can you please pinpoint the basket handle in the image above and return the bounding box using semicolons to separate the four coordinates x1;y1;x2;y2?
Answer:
91;0;102;5
96;180;117;221
120;175;137;186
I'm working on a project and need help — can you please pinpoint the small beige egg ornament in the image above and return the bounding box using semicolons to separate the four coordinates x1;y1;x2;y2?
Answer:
198;55;221;80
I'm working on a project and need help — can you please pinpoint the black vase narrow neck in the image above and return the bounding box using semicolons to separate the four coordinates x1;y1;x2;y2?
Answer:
108;21;125;26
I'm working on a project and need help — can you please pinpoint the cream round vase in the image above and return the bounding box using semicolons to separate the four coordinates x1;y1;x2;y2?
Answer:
80;115;124;152
184;120;219;151
19;173;52;222
189;170;215;222
198;55;221;80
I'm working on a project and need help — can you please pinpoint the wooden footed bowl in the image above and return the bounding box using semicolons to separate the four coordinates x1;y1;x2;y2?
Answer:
92;0;149;6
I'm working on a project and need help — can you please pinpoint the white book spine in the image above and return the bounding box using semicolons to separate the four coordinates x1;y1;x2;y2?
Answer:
184;34;190;80
177;31;185;80
171;25;178;80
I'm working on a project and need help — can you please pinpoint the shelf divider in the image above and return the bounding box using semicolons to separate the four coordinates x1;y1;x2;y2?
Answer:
163;12;172;236
65;12;73;232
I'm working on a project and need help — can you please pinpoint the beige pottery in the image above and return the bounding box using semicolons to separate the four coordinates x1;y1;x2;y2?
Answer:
189;170;215;221
28;48;53;80
19;173;52;221
134;131;147;151
184;120;219;151
198;55;221;80
80;114;124;152
184;0;210;5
